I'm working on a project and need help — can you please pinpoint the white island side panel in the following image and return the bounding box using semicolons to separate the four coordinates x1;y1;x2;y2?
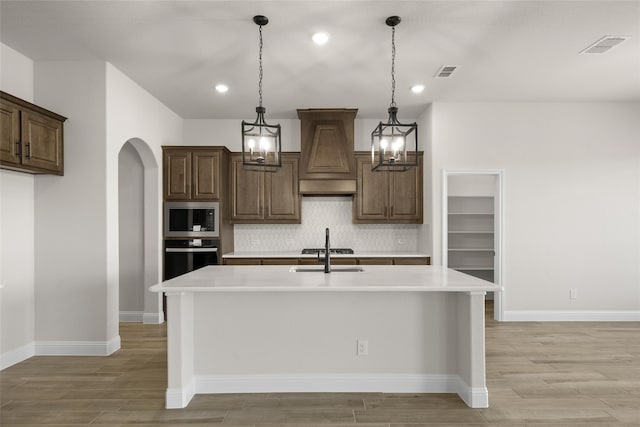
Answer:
193;292;458;375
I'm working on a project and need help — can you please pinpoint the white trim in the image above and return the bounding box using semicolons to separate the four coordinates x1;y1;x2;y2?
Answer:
442;169;505;322
184;373;486;408
166;379;195;409
120;311;144;322
143;311;165;324
503;310;640;322
453;376;489;408
0;342;35;370
35;335;121;356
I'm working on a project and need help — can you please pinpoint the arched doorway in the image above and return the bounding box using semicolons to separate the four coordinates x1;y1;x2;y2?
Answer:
118;138;162;323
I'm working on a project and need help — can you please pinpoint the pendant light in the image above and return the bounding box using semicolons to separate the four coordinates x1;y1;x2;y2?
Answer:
242;15;282;171
371;16;418;172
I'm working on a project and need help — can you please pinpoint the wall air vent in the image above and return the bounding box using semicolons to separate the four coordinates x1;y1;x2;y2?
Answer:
580;36;630;54
435;65;457;78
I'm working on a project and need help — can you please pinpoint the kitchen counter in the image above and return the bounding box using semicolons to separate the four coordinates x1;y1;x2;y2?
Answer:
151;265;495;293
151;265;497;410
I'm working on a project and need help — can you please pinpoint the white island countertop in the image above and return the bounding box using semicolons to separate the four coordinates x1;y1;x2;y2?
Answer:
150;265;498;293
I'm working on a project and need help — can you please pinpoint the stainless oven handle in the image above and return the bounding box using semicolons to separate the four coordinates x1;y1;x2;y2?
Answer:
165;248;218;253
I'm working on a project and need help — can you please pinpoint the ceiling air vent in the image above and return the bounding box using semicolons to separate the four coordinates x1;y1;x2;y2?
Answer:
435;65;457;78
580;36;630;54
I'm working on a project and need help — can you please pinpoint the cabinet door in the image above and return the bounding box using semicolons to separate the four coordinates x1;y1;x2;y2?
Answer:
20;109;64;174
164;150;192;200
394;257;430;265
0;99;21;167
353;155;388;222
230;155;264;221
389;155;423;223
193;150;220;200
264;154;300;222
357;257;393;265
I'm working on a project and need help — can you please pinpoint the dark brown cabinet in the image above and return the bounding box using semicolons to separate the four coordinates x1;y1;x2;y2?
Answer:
223;256;430;266
353;152;423;224
163;147;223;201
1;91;66;175
230;152;301;223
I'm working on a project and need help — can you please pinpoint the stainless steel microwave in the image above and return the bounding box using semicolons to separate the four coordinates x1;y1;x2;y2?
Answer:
164;202;219;238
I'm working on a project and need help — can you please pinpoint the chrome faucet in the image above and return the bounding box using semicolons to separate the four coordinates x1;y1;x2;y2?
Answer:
317;227;331;273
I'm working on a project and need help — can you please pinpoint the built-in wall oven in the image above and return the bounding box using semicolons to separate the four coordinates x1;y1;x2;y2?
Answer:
164;239;218;280
164;201;219;238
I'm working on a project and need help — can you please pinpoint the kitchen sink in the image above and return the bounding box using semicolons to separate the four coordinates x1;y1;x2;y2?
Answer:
289;266;364;273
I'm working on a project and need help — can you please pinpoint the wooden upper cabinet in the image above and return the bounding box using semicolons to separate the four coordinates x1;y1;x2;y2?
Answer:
230;153;264;220
354;155;389;221
0;99;21;167
265;154;300;221
230;152;300;223
353;152;423;224
163;147;224;201
389;158;422;221
0;91;66;175
193;150;221;200
164;149;192;200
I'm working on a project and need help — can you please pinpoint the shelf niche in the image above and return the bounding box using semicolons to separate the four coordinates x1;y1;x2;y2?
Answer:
446;175;497;289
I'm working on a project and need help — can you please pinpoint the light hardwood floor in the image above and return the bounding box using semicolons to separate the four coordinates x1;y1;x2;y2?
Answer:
1;302;639;426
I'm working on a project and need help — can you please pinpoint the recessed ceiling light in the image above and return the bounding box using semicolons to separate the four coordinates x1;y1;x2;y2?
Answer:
312;32;329;45
215;84;229;93
411;85;425;94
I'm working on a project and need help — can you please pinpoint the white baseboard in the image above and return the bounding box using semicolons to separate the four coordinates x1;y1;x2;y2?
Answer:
120;311;144;322
143;311;165;324
160;373;486;409
195;373;458;394
35;335;121;356
166;380;195;409
503;310;640;322
453;376;488;408
0;342;35;370
119;311;164;324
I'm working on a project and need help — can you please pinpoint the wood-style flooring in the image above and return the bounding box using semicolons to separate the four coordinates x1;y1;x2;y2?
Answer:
1;302;639;426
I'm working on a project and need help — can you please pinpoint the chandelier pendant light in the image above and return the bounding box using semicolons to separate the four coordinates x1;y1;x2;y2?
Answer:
242;15;282;171
371;16;418;172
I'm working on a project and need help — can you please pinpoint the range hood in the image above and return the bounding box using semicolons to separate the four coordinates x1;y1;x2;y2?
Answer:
297;108;358;195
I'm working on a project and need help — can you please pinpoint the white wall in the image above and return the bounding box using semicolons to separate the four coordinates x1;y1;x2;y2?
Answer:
118;143;144;316
33;61;111;346
106;63;183;325
1;43;33;101
431;102;640;317
0;43;35;368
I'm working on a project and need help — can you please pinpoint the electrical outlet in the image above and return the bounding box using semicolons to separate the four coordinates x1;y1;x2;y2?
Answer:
570;288;577;300
357;339;369;356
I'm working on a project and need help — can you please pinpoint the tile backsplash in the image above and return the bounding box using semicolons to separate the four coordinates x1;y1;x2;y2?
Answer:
234;197;420;252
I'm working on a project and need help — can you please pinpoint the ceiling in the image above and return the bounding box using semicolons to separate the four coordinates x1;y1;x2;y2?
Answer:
1;1;639;119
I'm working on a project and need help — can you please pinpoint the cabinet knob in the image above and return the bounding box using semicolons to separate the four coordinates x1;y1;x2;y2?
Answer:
25;142;31;158
15;140;21;157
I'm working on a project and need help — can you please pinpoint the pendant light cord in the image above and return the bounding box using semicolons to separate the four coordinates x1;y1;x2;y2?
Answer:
390;25;396;108
258;24;264;108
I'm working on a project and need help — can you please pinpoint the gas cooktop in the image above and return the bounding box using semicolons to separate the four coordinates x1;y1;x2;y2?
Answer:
301;248;354;255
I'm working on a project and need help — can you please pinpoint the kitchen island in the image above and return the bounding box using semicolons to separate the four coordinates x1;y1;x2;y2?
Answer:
150;265;499;409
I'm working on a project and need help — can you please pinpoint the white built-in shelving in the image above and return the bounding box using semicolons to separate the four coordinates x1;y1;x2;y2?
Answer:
447;196;495;283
